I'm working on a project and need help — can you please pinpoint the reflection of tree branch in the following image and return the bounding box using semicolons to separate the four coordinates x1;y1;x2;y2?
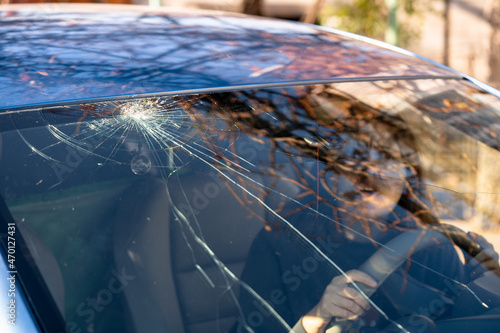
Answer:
195;86;500;265
201;87;438;234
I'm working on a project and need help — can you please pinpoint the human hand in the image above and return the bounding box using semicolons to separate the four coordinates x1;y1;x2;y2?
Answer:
467;231;500;275
301;270;377;333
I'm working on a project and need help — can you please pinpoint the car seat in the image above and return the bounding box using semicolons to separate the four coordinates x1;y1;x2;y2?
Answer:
113;170;265;333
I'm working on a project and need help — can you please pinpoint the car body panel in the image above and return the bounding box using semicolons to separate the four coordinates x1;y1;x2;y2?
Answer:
0;4;460;110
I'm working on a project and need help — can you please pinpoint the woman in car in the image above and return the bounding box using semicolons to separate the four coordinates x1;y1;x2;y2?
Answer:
233;104;499;333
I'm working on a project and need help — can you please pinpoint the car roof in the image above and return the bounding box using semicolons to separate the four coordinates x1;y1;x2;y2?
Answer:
0;4;461;110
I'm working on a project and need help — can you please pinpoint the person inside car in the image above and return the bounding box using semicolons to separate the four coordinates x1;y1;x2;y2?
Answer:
235;114;500;333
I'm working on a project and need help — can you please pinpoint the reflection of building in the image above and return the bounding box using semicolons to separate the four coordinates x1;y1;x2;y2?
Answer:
401;0;500;258
398;95;500;250
350;77;500;251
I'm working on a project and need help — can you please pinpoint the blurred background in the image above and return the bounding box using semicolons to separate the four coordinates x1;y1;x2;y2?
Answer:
1;0;499;90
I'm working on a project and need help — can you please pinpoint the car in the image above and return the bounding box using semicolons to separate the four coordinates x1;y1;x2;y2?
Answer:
1;4;500;333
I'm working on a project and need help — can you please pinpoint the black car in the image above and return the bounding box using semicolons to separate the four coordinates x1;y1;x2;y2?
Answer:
1;4;500;333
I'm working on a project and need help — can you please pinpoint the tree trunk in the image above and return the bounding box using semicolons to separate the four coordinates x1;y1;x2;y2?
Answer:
385;0;399;45
489;0;500;89
241;0;263;16
302;0;326;24
443;0;451;66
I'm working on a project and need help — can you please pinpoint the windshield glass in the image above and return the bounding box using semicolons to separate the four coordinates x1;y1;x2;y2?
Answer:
1;79;500;333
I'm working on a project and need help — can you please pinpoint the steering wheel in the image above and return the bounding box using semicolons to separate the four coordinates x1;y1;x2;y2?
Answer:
327;225;500;333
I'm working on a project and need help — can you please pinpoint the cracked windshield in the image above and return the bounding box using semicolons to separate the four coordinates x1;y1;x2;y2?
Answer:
1;78;500;333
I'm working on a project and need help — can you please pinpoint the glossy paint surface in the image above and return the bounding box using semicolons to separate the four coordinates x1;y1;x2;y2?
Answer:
0;6;459;109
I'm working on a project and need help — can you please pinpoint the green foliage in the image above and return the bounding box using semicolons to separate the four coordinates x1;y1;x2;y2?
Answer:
335;0;387;40
320;0;429;47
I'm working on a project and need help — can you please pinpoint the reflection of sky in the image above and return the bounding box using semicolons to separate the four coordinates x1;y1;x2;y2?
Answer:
176;16;317;34
0;10;459;109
